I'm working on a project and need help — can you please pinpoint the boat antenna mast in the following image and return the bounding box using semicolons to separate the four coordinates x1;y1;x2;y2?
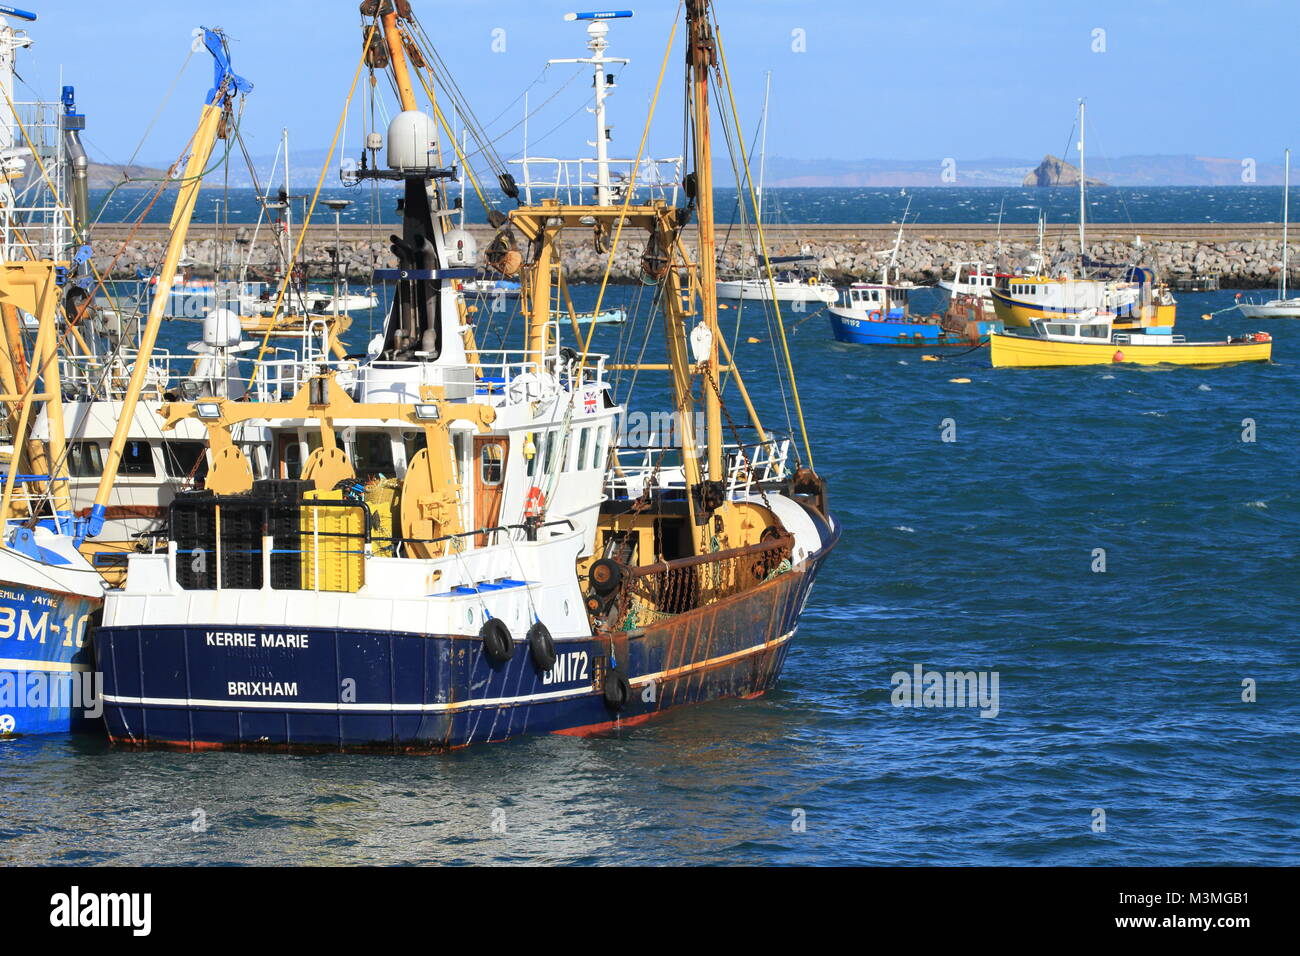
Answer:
1077;98;1086;275
552;10;631;206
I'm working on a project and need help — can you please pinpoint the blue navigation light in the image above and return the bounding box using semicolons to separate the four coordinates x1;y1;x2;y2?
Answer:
564;11;634;21
0;5;37;21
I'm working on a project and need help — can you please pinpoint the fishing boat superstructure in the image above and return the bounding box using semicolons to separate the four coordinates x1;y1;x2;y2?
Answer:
93;0;837;752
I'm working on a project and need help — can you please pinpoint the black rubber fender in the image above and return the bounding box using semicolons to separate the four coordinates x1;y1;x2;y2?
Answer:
528;621;556;672
480;618;514;664
589;558;622;596
603;666;630;711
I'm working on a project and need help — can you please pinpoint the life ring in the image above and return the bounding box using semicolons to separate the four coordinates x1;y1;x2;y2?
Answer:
1112;350;1125;363
480;618;514;664
524;486;546;518
603;666;631;711
528;621;556;672
868;310;883;321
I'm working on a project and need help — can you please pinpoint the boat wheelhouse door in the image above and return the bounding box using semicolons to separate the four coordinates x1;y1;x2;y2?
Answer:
473;435;508;546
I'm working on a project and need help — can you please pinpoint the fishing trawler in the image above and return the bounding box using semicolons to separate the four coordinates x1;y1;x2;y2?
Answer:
92;2;837;752
990;102;1178;331
0;6;104;734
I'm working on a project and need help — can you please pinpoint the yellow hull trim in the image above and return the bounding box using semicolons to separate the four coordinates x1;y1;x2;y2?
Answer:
989;334;1272;368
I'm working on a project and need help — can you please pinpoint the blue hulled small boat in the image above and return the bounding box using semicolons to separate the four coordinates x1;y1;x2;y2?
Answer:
828;281;998;347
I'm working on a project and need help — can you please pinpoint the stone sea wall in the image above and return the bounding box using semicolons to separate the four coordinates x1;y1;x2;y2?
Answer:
88;224;1296;289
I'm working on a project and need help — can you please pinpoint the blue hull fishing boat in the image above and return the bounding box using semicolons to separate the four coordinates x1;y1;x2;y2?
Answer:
0;7;108;737
828;282;996;347
0;536;101;736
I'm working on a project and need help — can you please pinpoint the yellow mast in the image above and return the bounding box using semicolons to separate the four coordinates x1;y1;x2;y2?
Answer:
0;264;71;526
686;0;723;485
87;32;246;536
381;8;419;112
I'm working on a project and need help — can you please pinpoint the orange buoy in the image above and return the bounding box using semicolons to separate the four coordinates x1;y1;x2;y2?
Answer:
1112;350;1125;363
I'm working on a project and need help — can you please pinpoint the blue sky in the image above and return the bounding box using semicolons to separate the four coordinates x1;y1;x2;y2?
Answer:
9;0;1296;172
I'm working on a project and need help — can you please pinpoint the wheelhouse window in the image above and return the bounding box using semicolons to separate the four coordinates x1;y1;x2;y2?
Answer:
592;426;607;472
403;430;427;467
162;440;208;482
352;430;396;481
577;427;590;472
480;443;504;486
121;440;156;476
527;431;546;477
67;441;102;477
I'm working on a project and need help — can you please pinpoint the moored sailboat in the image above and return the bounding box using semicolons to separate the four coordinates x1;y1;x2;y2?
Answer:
1237;148;1300;319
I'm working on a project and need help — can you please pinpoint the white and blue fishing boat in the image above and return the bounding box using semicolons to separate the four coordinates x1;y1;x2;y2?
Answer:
828;274;997;347
827;212;998;347
92;1;837;752
0;5;107;736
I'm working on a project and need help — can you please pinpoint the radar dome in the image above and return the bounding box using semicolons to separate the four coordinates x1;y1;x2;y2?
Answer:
388;110;438;170
202;308;243;349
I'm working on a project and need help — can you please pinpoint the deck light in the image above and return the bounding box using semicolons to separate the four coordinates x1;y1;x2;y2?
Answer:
195;402;222;420
414;403;440;421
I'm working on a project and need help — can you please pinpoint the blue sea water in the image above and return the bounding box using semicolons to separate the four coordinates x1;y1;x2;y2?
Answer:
90;185;1295;227
0;286;1296;866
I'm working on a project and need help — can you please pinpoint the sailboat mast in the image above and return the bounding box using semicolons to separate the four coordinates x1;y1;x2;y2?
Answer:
686;0;722;483
1077;99;1086;266
1283;148;1290;299
756;70;770;222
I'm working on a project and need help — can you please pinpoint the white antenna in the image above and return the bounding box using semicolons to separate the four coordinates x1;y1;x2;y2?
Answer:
555;11;633;205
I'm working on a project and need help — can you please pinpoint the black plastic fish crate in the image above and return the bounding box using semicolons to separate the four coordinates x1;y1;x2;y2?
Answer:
217;500;264;590
171;491;216;590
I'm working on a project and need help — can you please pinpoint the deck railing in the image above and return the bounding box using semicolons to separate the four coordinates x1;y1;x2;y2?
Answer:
606;533;794;631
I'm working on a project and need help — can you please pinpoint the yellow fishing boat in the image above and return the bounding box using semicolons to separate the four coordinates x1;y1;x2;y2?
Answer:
991;273;1177;330
990;315;1272;368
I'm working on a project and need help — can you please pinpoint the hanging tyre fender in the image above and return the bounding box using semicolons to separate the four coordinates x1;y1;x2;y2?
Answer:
480;617;514;664
589;558;623;596
527;621;556;672
603;666;631;712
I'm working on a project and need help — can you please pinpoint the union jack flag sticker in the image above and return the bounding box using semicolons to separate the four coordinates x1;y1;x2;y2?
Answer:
584;390;598;414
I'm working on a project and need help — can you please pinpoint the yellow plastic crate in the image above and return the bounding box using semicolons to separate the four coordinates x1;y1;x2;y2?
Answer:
300;490;365;592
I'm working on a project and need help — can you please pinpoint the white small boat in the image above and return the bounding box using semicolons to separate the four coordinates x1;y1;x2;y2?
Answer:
574;308;627;325
1235;296;1300;319
938;261;998;299
304;290;379;314
715;272;838;305
1237;148;1299;319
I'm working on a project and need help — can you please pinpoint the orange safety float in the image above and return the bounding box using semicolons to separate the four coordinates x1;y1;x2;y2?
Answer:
524;486;546;517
